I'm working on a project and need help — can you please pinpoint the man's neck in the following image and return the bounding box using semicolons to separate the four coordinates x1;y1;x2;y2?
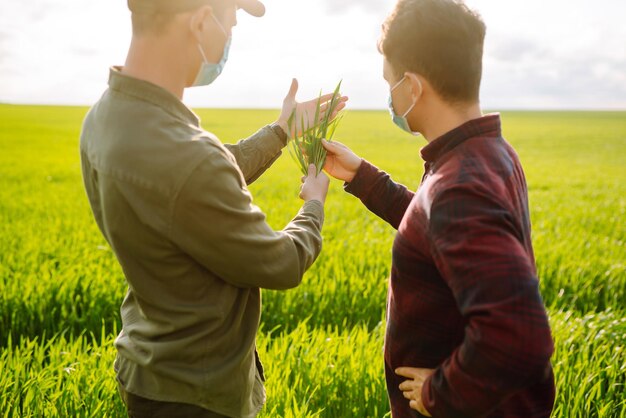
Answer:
420;101;483;142
122;36;189;101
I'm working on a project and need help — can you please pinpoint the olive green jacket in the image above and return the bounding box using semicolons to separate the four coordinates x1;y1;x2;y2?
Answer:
79;68;324;418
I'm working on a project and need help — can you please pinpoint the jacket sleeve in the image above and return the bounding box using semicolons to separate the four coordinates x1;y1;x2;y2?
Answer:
169;148;324;290
421;184;554;417
344;159;414;230
222;124;288;185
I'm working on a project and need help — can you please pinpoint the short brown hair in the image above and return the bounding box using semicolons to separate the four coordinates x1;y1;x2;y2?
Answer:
379;0;486;104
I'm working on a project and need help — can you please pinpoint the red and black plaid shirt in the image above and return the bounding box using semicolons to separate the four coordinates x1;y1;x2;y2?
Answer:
345;114;555;417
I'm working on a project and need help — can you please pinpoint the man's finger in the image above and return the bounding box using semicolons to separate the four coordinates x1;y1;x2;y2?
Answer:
317;93;349;103
319;95;349;112
323;138;347;147
321;139;335;151
395;367;419;379
286;78;298;100
399;380;417;391
409;400;419;411
335;102;347;113
307;164;317;177
316;93;336;103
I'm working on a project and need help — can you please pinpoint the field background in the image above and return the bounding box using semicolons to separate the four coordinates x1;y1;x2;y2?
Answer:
0;104;625;417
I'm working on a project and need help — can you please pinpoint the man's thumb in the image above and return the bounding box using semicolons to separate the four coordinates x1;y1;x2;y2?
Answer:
287;78;298;100
307;164;317;177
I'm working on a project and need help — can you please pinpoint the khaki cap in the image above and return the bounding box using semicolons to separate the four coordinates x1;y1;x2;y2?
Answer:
128;0;265;17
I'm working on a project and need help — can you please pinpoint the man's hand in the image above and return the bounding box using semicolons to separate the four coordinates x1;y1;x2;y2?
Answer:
276;78;348;139
321;139;362;183
299;164;330;204
396;367;435;417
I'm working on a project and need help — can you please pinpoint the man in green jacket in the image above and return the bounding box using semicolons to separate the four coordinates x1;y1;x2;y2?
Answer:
79;0;346;416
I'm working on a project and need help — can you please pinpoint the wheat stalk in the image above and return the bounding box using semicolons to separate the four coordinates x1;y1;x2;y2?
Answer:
288;81;344;175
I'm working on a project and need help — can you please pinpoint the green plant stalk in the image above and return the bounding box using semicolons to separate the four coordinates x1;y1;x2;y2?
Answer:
288;81;344;175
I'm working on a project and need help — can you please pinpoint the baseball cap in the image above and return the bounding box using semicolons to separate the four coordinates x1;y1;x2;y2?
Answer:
127;0;266;17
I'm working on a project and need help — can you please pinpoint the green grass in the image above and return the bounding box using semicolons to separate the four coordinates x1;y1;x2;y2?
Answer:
1;104;625;416
1;312;623;417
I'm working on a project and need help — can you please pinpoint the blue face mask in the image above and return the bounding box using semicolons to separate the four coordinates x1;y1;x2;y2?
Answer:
192;15;231;87
388;76;419;135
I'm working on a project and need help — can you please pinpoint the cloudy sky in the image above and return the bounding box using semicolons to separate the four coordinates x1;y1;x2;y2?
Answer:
0;0;624;110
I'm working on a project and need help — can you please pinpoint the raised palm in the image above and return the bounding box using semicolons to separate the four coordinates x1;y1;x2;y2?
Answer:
278;78;348;138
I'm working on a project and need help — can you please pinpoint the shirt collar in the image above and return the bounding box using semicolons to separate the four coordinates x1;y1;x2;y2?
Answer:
107;66;200;127
420;113;502;163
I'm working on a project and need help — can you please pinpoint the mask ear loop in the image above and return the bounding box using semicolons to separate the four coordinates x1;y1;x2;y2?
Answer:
211;13;228;38
391;76;406;92
197;12;227;64
197;43;209;64
401;76;423;118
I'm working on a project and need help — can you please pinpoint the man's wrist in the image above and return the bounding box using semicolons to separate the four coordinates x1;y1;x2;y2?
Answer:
344;159;363;183
344;168;358;183
418;375;433;417
416;399;431;417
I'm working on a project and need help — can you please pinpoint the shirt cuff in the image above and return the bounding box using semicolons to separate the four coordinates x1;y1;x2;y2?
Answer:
269;123;289;147
301;199;325;228
343;159;378;200
421;374;436;417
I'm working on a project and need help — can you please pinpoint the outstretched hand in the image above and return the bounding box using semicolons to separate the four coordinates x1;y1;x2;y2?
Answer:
276;78;349;139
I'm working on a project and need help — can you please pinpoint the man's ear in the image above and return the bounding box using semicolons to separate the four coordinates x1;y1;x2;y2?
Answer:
405;72;425;102
189;5;214;41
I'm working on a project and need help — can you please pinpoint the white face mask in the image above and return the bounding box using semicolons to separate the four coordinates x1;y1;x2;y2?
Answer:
388;76;420;136
192;14;231;87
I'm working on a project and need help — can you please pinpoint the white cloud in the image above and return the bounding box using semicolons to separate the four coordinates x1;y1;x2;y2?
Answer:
470;0;626;109
0;0;624;110
0;0;130;105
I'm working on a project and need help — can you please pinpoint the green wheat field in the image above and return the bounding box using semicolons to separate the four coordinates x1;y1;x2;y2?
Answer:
1;104;625;417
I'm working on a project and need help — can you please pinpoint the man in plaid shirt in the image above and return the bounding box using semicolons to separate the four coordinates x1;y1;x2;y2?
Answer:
321;0;555;416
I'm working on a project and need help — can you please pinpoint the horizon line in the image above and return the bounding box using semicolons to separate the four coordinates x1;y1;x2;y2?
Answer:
1;102;625;113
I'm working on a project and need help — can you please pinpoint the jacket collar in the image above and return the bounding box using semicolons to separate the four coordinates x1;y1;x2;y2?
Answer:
420;114;502;163
108;66;200;127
